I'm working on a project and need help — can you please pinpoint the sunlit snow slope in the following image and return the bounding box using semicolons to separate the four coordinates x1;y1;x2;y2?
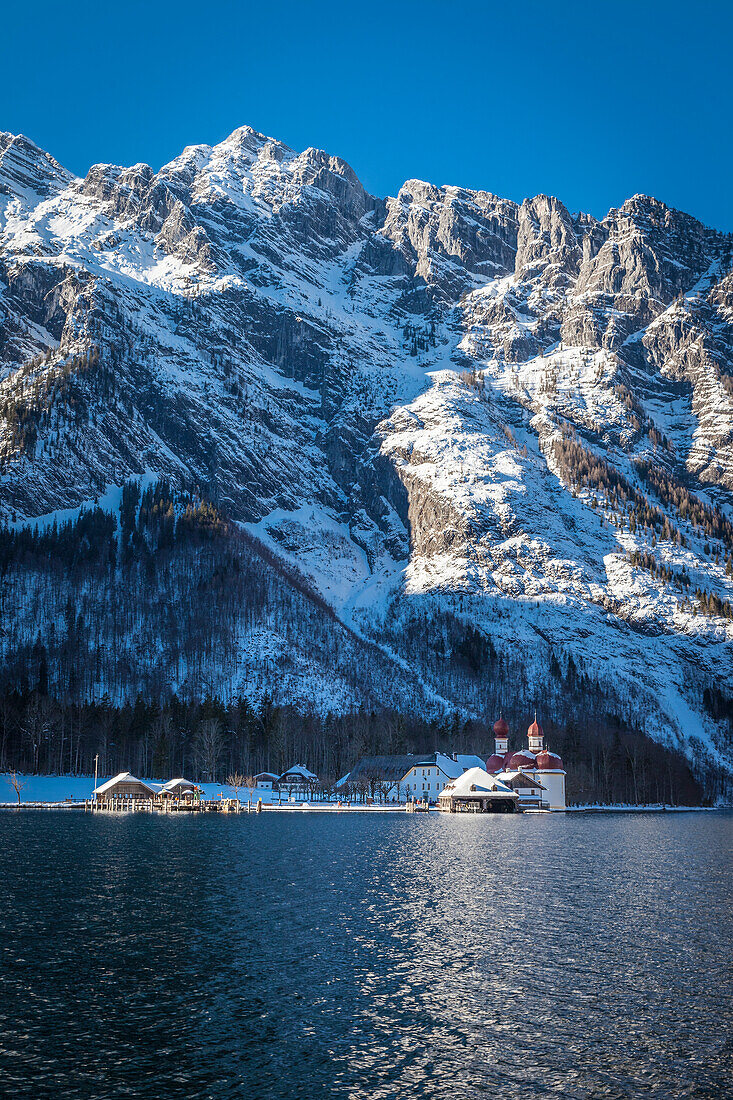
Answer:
1;127;732;771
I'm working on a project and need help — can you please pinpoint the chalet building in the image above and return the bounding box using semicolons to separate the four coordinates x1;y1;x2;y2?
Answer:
437;768;519;813
495;770;547;810
278;764;318;795
486;715;567;809
93;772;158;802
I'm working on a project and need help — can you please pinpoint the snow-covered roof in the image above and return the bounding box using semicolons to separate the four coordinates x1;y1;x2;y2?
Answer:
433;753;463;778
344;755;417;784
162;777;196;791
255;772;280;781
400;753;472;781
438;767;518;800
93;771;158;795
497;770;547;790
280;764;318;781
454;754;487;772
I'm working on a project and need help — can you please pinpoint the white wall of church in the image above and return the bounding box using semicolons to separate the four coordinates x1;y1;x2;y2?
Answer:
537;771;566;810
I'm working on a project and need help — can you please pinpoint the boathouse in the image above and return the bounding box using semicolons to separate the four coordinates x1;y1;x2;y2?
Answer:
496;769;547;810
160;778;198;800
93;772;159;802
437;767;519;813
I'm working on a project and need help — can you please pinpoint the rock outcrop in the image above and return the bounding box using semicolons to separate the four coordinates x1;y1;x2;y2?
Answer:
0;124;732;772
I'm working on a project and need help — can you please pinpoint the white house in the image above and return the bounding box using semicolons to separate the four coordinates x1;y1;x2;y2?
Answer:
338;752;492;803
396;752;487;802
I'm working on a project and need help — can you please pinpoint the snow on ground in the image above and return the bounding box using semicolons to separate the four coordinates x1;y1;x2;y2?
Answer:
6;474;159;531
0;773;407;809
0;773;295;806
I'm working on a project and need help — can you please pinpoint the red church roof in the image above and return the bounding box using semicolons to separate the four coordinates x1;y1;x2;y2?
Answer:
508;751;536;770
528;717;544;739
536;749;564;771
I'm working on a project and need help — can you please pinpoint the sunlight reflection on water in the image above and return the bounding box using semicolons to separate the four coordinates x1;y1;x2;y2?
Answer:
1;811;731;1098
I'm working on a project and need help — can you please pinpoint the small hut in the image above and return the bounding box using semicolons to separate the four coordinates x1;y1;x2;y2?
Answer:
93;772;158;802
160;778;198;801
254;772;280;790
437;767;519;813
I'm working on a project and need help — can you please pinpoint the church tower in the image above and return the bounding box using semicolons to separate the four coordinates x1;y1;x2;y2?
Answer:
486;716;510;773
527;713;544;754
493;715;509;756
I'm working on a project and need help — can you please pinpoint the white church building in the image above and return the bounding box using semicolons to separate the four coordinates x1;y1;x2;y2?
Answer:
485;715;567;809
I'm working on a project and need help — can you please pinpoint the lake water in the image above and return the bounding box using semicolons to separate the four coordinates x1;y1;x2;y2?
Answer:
1;811;731;1099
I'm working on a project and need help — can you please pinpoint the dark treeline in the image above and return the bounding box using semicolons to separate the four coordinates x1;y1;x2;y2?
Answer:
0;479;427;710
0;478;726;805
551;429;679;542
0;686;710;806
636;461;733;552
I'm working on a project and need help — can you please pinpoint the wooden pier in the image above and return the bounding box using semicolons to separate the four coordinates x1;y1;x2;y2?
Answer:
84;798;251;814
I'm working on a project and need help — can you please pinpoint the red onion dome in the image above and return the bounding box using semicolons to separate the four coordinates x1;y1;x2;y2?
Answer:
528;717;544;740
493;716;509;738
486;754;505;773
508;751;536;770
503;750;515;768
536;749;564;771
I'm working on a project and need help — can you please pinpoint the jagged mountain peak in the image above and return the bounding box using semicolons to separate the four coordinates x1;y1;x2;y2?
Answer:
0;126;732;782
0;131;72;204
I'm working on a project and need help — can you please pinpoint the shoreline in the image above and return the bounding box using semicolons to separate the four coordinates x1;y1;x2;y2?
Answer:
0;801;725;814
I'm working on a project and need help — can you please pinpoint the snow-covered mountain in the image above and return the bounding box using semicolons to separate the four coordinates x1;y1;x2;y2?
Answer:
1;126;732;775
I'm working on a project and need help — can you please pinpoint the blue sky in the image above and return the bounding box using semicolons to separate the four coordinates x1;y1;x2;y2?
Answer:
2;0;731;229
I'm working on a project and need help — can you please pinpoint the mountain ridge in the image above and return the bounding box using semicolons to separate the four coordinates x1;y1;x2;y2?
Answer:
1;123;732;784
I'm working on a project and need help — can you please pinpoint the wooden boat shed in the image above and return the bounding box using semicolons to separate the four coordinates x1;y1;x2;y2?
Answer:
437;767;519;813
160;778;198;800
93;772;159;802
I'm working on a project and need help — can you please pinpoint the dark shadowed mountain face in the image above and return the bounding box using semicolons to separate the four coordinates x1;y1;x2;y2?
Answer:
0;125;732;775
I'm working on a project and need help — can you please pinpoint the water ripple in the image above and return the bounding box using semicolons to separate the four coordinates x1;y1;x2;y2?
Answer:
0;811;731;1098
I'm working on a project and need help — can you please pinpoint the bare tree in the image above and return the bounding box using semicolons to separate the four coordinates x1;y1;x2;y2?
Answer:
244;775;257;806
226;772;246;803
195;718;224;781
21;694;53;773
6;771;25;805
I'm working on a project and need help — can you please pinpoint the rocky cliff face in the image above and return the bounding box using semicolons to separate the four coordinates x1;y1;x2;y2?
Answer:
1;125;732;774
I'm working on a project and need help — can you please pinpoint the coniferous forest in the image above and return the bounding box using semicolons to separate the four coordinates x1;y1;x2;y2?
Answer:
0;481;720;805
